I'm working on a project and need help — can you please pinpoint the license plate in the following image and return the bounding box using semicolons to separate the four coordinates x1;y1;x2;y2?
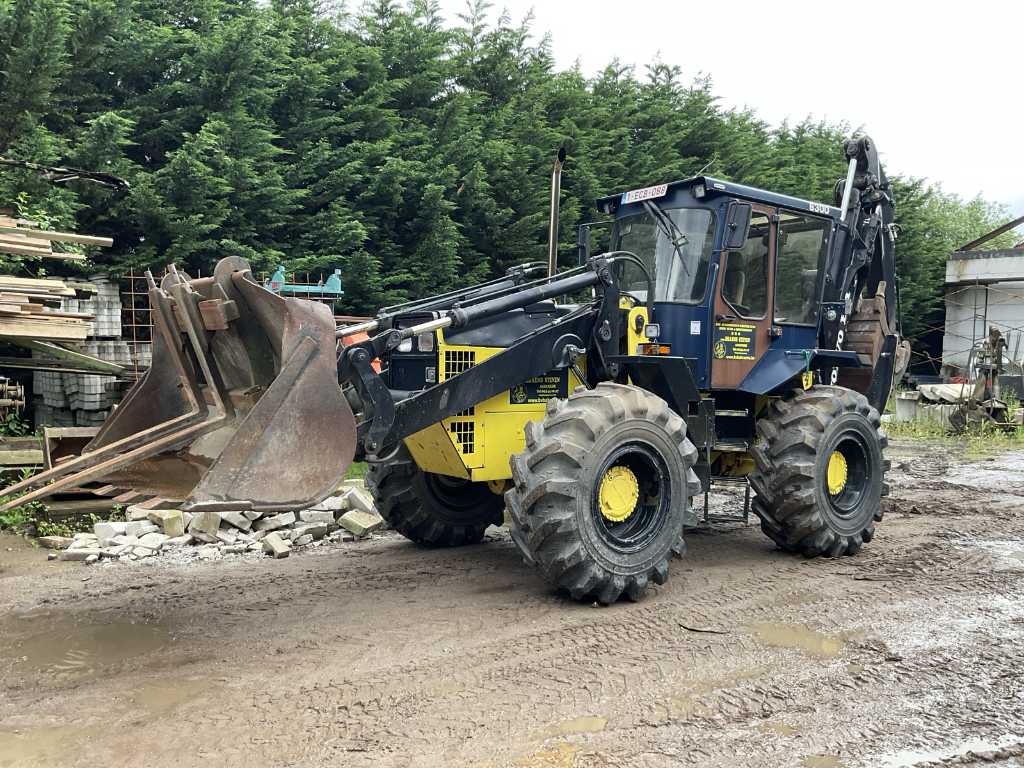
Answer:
620;184;668;205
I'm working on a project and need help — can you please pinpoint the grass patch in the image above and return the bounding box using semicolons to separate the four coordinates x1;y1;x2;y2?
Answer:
883;420;950;440
346;461;367;480
884;419;1024;458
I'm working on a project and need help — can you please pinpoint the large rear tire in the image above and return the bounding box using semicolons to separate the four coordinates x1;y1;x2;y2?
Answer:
366;446;504;547
506;383;701;604
750;385;888;557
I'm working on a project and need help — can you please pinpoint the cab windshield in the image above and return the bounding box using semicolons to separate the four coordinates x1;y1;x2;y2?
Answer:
613;207;716;303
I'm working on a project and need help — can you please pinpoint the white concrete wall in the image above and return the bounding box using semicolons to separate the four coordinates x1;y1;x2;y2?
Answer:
946;252;1024;284
942;280;1024;374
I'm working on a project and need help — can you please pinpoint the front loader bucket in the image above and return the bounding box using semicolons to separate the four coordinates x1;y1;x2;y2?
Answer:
0;256;356;513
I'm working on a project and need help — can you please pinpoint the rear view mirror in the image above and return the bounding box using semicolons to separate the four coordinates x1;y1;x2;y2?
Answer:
725;202;752;250
576;221;613;265
577;224;591;265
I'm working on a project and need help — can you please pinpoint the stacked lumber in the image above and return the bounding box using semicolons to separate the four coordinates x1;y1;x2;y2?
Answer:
0;275;93;341
0;215;112;262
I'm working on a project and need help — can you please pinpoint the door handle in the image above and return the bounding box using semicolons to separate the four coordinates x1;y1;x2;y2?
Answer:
715;314;736;322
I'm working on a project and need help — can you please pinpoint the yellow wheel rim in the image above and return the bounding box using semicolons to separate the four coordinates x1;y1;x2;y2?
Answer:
599;465;640;522
827;450;848;495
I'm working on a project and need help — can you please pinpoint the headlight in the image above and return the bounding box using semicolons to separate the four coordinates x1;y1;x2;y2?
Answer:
397;338;413;353
643;323;661;339
417;332;434;352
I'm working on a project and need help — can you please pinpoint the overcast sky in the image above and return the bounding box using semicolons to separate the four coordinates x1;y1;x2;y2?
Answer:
435;0;1023;227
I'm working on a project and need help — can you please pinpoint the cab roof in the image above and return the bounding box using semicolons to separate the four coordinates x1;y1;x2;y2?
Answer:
597;176;842;220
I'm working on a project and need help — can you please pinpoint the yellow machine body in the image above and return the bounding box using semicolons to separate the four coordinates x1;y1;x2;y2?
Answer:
404;332;585;481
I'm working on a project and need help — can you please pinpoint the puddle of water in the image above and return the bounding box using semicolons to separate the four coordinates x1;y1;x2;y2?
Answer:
944;454;1024;490
801;756;845;768
544;716;606;737
758;721;799;737
515;742;577;768
0;725;86;768
877;734;1024;767
0;679;207;768
4;614;170;679
749;622;845;659
131;678;209;715
961;538;1024;567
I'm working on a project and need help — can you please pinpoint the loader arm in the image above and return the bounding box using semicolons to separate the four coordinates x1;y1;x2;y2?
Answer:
338;260;619;456
0;255;625;513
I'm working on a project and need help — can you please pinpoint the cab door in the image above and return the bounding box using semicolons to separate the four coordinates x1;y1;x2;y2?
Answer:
710;206;775;389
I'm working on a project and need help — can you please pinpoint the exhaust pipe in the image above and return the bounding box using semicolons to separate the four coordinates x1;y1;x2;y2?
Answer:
547;147;566;278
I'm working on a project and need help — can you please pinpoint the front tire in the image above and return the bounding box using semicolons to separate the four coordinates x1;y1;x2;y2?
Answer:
366;446;504;547
750;385;888;557
506;383;701;604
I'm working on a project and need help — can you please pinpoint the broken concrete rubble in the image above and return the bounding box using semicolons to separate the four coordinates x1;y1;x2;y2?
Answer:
187;511;221;543
220;511;252;531
137;532;169;551
94;521;127;546
310;494;347;512
262;532;290;558
298;509;334;525
61;547;101;561
38;535;74;550
60;479;386;566
125;520;158;538
343;487;375;515
253;511;295;532
147;510;185;538
338;510;385;537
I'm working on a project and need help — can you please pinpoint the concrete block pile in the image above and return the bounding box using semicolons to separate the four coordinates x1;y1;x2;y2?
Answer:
50;484;386;564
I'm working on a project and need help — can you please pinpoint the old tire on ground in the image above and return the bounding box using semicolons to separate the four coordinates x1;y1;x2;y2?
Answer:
750;385;888;557
506;382;701;604
366;446;504;547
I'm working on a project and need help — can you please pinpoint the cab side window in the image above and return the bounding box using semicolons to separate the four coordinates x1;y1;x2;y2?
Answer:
721;213;769;318
775;213;829;325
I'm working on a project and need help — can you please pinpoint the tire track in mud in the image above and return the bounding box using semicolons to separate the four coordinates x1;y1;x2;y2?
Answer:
4;446;1024;767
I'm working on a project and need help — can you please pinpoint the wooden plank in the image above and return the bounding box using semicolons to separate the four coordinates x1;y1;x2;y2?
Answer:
0;437;42;449
13;339;126;374
0;317;89;341
0;449;43;466
0;241;55;258
31;310;94;319
42;498;116;519
0;234;52;250
0;276;75;295
0;225;112;247
0;356;125;374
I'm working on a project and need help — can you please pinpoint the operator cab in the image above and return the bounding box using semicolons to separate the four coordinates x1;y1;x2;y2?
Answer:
591;178;842;394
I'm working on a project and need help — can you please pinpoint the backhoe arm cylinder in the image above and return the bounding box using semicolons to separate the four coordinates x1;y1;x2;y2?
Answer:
451;269;601;328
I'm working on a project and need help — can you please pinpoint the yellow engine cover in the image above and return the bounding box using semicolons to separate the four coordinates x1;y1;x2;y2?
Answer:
404;336;584;482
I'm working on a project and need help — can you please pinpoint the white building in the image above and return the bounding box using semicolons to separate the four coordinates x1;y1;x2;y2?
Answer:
942;248;1024;379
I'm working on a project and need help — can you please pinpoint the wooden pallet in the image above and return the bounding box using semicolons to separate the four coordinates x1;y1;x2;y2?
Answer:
0;275;92;340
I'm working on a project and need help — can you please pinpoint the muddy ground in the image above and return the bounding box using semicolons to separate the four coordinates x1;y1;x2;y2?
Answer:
1;439;1023;768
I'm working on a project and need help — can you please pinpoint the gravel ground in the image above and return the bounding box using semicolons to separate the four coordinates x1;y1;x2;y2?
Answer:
1;438;1023;768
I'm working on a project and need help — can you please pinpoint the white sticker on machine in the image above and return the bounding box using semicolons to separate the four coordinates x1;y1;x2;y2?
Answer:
690;320;701;335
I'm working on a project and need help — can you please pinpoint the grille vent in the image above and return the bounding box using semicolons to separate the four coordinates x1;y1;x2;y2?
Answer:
449;420;475;454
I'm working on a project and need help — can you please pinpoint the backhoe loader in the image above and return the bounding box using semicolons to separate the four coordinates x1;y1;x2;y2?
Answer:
2;136;910;603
